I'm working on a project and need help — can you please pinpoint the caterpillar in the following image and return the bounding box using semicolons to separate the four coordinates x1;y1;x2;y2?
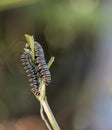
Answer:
21;40;51;95
34;41;51;86
21;49;40;96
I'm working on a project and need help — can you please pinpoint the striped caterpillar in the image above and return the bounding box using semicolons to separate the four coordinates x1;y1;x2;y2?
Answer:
21;41;51;95
34;41;51;86
21;44;40;95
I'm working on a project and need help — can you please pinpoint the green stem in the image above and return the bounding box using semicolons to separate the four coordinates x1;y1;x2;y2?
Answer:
36;83;61;130
48;57;55;68
41;98;61;130
25;34;35;61
40;103;52;130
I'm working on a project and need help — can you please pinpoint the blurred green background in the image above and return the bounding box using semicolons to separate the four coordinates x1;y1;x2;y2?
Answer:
0;0;111;130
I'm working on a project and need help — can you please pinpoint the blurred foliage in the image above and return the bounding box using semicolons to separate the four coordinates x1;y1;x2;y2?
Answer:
0;0;38;11
29;0;101;49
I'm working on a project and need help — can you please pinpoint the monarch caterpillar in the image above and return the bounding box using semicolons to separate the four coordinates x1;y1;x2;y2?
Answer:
21;47;40;96
34;41;51;86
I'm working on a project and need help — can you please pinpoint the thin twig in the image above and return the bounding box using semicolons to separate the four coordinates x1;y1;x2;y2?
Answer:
48;57;55;68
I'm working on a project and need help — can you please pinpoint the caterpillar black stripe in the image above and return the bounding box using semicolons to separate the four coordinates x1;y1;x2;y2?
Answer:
21;51;40;95
34;42;51;86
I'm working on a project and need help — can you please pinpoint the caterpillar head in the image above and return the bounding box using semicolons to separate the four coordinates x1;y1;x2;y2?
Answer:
24;42;32;54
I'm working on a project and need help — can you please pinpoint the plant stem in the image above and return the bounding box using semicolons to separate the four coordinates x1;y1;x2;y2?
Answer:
48;57;55;68
40;103;52;130
35;94;61;130
41;98;61;130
